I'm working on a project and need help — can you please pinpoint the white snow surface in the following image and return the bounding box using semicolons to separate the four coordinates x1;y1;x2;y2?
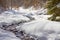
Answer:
21;18;60;34
19;18;60;40
0;28;20;40
0;7;47;23
0;14;30;24
0;7;60;40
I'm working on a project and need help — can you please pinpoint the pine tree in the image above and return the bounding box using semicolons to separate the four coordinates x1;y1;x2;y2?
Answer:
45;0;60;21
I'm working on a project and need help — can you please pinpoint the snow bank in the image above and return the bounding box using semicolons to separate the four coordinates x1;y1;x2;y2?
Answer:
20;19;49;34
44;21;60;33
20;19;60;36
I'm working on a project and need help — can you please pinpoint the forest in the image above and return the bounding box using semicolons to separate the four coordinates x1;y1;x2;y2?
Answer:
0;0;46;10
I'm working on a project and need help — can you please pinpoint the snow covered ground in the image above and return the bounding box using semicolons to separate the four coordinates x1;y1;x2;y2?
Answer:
0;28;20;40
0;7;60;40
19;17;60;40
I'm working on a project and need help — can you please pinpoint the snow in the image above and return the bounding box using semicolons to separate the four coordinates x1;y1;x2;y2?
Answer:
0;13;30;24
16;17;60;40
20;18;60;35
17;7;40;14
0;28;20;40
10;7;47;15
44;22;60;32
20;19;49;34
0;7;47;24
0;7;60;40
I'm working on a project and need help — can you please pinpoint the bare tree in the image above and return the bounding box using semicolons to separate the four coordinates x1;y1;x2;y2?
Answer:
0;0;47;10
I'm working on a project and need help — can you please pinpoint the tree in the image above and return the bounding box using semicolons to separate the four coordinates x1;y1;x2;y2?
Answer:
45;0;60;21
0;0;46;10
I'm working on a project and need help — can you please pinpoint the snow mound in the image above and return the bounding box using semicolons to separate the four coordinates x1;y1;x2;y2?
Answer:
20;19;60;36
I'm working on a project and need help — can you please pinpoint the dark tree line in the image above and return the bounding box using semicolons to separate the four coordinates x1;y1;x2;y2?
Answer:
45;0;60;21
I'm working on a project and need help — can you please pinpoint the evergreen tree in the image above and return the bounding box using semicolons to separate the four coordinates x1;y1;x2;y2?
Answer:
45;0;60;21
